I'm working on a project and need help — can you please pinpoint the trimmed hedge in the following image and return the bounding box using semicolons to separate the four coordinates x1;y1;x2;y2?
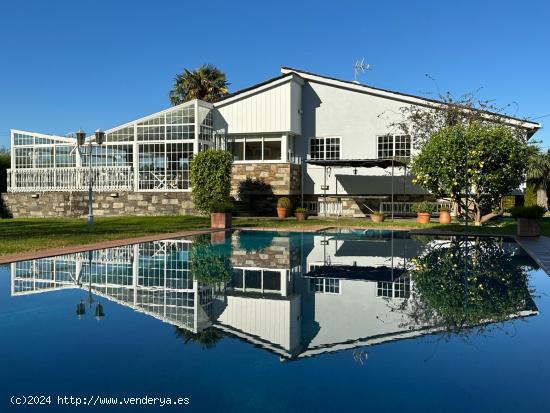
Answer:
190;149;233;214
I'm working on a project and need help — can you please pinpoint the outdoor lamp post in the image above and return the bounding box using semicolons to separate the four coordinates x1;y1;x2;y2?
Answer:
76;129;105;226
75;251;105;321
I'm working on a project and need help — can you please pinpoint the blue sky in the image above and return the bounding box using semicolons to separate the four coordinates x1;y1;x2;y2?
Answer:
0;0;548;148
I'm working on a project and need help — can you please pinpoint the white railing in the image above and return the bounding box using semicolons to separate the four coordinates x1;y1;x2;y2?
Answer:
7;167;134;192
380;201;454;216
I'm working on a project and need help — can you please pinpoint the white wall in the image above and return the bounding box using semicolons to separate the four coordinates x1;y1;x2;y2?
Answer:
213;77;302;136
297;80;426;195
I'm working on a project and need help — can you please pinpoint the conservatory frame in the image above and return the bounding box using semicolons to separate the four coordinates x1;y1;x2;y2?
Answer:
7;99;217;193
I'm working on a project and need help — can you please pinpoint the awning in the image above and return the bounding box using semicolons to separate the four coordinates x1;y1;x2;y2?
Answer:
304;265;407;281
306;158;408;168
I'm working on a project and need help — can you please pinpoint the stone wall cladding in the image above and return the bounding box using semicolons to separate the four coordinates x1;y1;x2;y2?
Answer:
1;191;196;218
231;163;301;197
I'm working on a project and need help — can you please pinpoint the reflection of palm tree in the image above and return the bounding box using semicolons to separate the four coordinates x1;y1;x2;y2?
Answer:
174;327;224;350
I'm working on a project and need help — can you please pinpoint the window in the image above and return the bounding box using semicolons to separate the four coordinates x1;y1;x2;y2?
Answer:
309;278;341;294
310;137;341;160
228;135;283;162
377;281;392;297
377;134;411;159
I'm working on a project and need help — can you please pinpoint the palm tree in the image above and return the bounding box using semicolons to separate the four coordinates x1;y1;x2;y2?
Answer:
526;147;550;209
169;64;229;105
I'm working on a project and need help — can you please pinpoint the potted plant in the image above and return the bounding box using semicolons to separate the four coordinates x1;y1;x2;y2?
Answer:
295;207;308;221
438;207;452;224
277;197;292;219
210;200;233;229
509;205;546;237
369;211;385;223
412;201;436;224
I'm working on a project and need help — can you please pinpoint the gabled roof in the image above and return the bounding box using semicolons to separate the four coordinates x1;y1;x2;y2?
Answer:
213;72;303;107
281;66;541;132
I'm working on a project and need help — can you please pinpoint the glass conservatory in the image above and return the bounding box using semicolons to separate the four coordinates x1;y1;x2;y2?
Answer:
7;100;217;192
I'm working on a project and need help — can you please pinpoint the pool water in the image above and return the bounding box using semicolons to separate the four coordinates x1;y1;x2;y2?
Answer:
1;230;549;412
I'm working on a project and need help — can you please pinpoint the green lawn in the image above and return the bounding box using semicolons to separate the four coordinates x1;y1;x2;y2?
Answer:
0;214;545;257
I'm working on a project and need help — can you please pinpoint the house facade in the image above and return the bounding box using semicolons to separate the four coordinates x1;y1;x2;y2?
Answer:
1;67;541;218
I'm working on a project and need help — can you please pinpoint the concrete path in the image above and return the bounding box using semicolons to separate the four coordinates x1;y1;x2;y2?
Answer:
0;228;220;265
515;236;550;276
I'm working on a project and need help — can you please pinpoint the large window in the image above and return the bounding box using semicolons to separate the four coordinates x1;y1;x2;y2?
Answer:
309;277;341;294
377;134;411;159
138;142;192;190
228;135;282;162
310;137;341;160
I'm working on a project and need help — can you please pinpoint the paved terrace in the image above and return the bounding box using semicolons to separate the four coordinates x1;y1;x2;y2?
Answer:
515;236;550;276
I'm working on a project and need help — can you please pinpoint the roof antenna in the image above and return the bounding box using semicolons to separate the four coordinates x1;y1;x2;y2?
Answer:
354;58;371;83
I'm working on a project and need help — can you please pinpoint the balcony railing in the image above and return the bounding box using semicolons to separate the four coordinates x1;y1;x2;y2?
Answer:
7;166;134;192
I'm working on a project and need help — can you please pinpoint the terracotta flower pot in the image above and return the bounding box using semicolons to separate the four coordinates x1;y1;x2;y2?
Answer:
370;214;385;223
277;208;290;219
439;211;451;224
295;212;308;221
417;212;431;224
211;212;232;229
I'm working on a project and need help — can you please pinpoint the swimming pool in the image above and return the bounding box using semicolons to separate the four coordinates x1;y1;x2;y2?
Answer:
1;230;549;412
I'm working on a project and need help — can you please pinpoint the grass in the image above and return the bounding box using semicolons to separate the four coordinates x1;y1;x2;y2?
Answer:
0;214;547;257
0;215;209;256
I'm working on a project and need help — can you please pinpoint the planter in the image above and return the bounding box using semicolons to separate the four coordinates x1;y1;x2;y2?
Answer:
277;208;290;219
439;211;451;224
370;214;385;223
417;212;431;224
211;212;232;229
517;218;540;237
295;212;308;221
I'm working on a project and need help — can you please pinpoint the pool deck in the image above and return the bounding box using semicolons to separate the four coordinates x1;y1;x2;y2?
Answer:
515;236;550;276
0;228;220;265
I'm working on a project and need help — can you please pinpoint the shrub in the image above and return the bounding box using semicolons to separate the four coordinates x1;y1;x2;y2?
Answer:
439;207;450;212
371;211;384;216
411;201;436;214
190;150;233;214
509;205;546;219
210;200;233;213
295;207;308;213
277;197;291;209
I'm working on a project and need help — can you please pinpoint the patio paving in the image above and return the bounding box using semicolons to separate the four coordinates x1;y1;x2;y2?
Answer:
515;235;550;276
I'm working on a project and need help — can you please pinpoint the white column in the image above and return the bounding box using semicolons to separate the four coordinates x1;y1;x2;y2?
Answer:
281;134;288;162
193;100;200;155
133;124;139;191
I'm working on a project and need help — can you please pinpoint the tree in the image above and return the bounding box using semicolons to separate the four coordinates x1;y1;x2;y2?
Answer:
169;64;229;105
190;149;233;214
390;89;531;150
411;122;529;225
526;147;550;208
401;237;536;336
0;147;10;218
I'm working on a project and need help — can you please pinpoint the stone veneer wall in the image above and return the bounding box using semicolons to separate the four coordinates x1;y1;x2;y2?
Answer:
231;163;302;214
231;163;301;196
229;233;300;269
1;191;195;218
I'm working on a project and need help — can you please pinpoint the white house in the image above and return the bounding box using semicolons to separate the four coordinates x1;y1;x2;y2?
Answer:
2;67;541;217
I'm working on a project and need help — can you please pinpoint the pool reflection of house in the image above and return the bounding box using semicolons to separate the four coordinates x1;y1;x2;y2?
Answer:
10;231;538;361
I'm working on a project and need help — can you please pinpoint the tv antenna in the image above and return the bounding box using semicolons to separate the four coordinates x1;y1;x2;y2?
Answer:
354;58;371;83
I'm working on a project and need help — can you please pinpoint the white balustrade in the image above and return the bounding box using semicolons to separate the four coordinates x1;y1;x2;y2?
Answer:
7;167;134;192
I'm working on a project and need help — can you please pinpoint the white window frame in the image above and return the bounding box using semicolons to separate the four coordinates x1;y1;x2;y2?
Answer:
229;135;284;163
376;134;411;159
309;136;342;160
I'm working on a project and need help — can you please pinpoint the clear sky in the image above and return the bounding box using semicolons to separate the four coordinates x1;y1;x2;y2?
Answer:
0;0;548;149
